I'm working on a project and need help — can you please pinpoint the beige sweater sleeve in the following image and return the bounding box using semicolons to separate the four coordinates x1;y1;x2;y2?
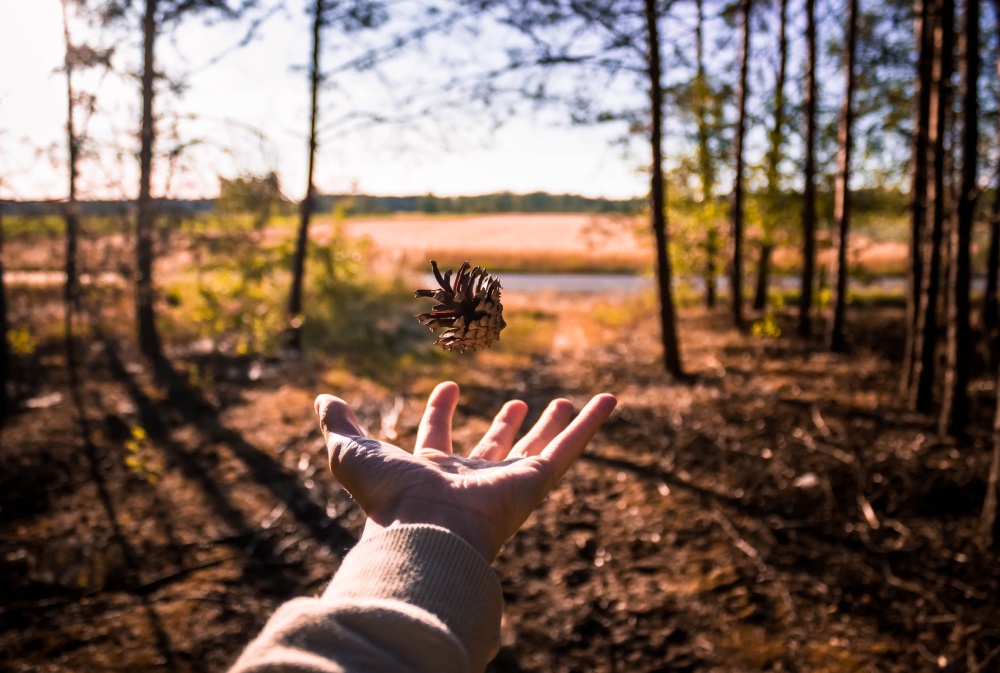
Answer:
228;525;503;673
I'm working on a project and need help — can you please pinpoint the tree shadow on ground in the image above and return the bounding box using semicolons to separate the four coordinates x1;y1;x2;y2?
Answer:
100;337;358;557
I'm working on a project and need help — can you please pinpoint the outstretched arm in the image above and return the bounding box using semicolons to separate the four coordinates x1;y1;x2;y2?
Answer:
230;382;616;673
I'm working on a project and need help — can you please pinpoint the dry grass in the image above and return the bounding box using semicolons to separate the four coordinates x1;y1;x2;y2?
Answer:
321;213;653;274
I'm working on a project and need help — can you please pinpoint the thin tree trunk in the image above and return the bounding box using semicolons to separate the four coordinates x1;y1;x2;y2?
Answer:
903;0;933;393
0;200;8;427
62;0;81;367
798;0;817;338
911;0;952;413
754;243;773;312
136;0;161;361
940;0;977;436
982;363;1000;547
755;0;787;313
696;0;716;309
730;0;751;328
287;0;323;353
983;0;1000;365
828;0;858;353
644;0;683;378
985;177;1000;360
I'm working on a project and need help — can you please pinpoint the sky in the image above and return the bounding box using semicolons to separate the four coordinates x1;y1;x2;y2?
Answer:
0;0;650;202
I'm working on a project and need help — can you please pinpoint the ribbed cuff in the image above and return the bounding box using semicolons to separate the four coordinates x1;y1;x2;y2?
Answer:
323;524;503;671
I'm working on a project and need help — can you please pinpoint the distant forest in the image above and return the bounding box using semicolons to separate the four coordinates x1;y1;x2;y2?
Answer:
3;191;645;218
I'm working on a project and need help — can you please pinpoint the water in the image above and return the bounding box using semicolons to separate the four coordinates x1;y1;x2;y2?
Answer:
8;270;984;295
425;272;989;294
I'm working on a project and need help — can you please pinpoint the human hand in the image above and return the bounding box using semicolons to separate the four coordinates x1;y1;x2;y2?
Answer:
315;382;617;561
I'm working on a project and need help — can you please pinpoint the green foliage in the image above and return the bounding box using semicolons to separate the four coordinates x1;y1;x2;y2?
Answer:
751;294;785;339
123;426;162;484
2;213;128;242
216;172;282;230
8;327;38;356
299;222;442;377
165;200;290;351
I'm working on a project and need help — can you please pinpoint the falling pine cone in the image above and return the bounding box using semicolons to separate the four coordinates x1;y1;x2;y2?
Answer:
414;260;506;352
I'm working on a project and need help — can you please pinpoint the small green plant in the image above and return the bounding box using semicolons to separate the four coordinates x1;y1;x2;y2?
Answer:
751;312;782;339
123;426;162;484
8;326;38;356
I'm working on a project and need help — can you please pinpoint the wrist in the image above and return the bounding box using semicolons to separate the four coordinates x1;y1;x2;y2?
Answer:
362;511;497;562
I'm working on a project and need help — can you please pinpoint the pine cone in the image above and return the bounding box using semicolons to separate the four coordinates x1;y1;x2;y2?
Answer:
414;261;506;352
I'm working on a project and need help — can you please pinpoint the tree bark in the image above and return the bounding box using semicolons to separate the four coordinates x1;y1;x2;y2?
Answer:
136;0;162;361
62;0;81;367
902;0;934;393
730;0;751;328
798;0;817;338
644;0;683;378
827;0;858;353
983;363;1000;547
940;0;977;436
695;0;717;309
983;0;1000;365
287;0;324;353
0;200;8;427
754;243;773;312
911;0;952;413
985;175;1000;362
755;0;787;313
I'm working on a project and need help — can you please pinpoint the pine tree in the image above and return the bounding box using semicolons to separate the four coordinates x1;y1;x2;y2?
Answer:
645;0;684;376
911;0;953;413
902;0;934;392
798;0;818;338
754;0;788;313
827;0;859;352
286;0;325;353
99;0;260;361
730;0;752;328
939;0;977;435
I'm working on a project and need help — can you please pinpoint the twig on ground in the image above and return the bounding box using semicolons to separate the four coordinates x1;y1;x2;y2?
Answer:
710;508;766;569
811;405;832;438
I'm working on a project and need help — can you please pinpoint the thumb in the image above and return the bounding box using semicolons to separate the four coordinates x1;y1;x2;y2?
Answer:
315;395;365;440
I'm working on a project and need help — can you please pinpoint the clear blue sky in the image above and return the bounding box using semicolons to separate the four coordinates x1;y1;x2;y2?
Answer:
0;0;649;202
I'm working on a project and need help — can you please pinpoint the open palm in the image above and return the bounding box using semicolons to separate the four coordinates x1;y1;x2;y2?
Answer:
316;382;617;561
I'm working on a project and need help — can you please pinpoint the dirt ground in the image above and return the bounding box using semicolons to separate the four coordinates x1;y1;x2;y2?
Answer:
3;283;1000;672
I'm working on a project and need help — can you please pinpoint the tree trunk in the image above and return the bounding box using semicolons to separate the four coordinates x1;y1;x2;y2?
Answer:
985;177;1000;362
982;363;1000;547
940;0;977;436
136;0;162;361
753;243;773;312
0;201;8;427
755;0;787;313
62;0;81;365
644;0;683;378
287;0;324;353
730;0;751;328
798;0;817;338
695;0;716;309
827;0;858;353
902;0;934;393
911;0;952;413
983;0;1000;365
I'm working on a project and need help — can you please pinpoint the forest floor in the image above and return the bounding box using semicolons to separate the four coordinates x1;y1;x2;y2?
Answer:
3;284;1000;672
